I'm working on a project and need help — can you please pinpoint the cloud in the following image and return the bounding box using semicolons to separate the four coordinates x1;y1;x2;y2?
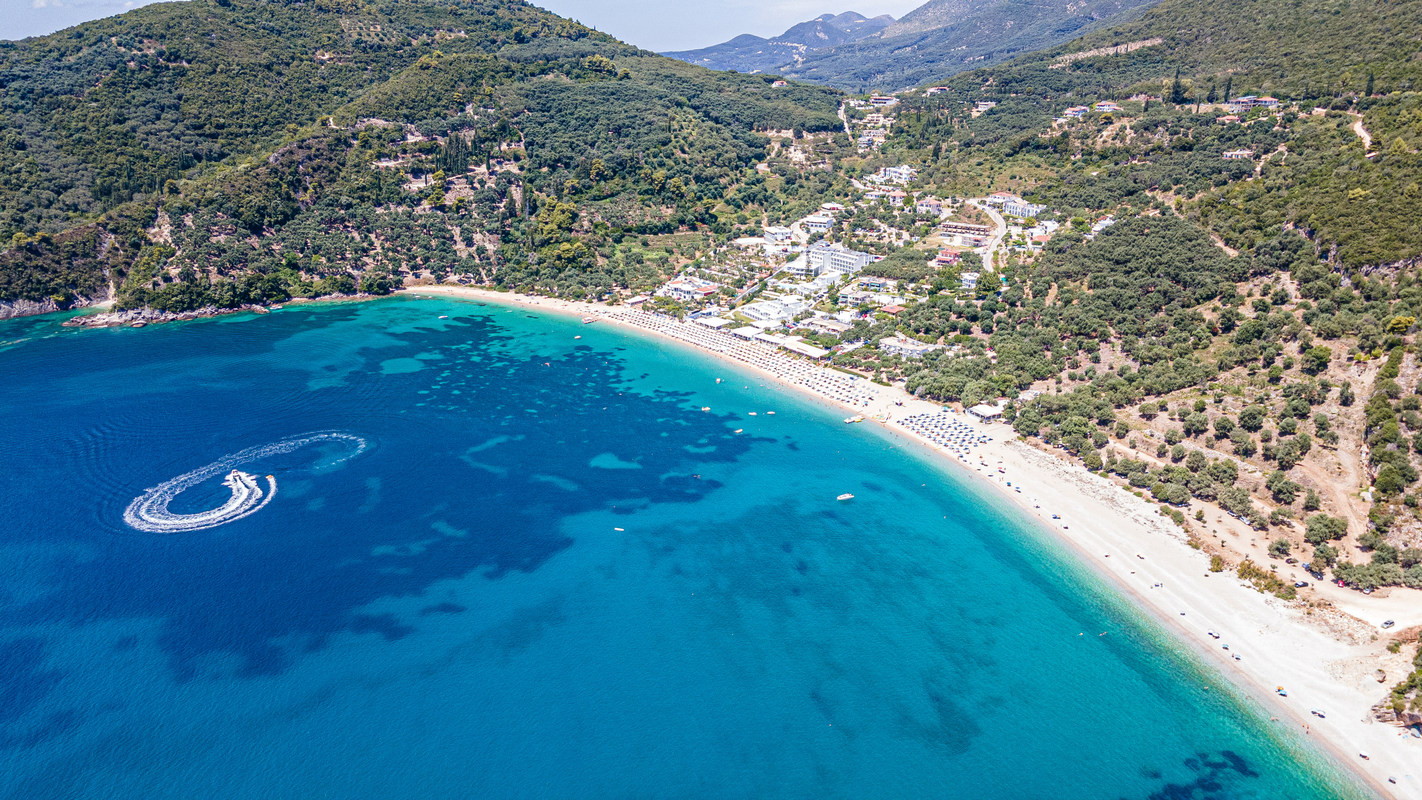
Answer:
31;0;68;8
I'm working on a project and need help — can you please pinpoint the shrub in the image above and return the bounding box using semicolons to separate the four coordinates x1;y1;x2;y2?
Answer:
1238;559;1297;599
1266;470;1301;504
1304;514;1348;545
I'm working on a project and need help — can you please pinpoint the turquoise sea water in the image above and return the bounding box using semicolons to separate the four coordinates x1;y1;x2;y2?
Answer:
0;296;1365;798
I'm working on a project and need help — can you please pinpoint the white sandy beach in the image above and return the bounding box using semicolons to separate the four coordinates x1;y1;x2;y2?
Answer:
409;285;1420;798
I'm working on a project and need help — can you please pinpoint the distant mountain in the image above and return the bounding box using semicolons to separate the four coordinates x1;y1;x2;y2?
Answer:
662;12;894;74
781;0;1166;91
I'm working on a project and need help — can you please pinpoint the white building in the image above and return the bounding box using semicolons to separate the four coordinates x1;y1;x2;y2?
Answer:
740;298;809;323
784;255;821;279
1003;198;1047;218
806;242;873;275
801;215;833;233
804;317;852;336
659;277;719;303
763;225;793;243
967;403;1004;423
878;334;943;359
781;339;830;359
874;165;917;185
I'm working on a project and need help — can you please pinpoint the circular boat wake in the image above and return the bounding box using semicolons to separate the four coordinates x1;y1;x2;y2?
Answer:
124;432;367;533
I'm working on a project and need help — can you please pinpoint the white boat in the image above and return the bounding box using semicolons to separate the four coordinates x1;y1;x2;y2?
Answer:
843;415;864;424
837;493;855;501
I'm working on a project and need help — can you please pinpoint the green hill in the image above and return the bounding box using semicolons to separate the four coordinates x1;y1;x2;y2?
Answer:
866;0;1422;520
883;0;1422;271
0;0;843;312
961;0;1422;100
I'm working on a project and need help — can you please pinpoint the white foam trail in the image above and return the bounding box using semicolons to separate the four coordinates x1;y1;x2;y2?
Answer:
123;432;367;533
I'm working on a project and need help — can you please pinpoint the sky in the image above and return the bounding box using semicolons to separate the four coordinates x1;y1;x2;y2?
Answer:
0;0;923;49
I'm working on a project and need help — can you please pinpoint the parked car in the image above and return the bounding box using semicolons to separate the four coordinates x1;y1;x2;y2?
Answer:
1382;620;1396;629
1294;581;1309;588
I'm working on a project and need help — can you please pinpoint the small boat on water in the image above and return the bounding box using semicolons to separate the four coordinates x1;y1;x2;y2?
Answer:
574;335;582;339
438;315;448;319
837;493;855;501
843;415;864;424
748;412;757;416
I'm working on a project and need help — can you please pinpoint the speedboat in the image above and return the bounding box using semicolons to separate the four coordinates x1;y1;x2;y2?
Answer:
837;493;855;501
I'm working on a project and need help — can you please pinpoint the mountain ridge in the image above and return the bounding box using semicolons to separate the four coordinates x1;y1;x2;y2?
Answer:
661;10;893;75
663;0;1164;91
781;0;1165;91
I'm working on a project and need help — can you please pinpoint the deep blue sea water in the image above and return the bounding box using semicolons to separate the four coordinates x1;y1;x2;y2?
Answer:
0;296;1365;799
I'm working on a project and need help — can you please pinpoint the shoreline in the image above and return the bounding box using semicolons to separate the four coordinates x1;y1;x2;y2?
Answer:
407;284;1417;799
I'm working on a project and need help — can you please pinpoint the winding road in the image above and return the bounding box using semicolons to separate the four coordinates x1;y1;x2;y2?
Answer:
965;199;1008;272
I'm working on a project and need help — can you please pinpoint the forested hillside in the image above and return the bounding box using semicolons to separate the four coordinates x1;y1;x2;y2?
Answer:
836;0;1422;599
0;0;842;311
